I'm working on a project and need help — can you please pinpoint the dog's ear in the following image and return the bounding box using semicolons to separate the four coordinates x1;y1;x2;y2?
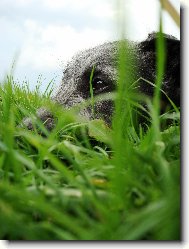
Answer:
139;32;180;107
140;32;179;53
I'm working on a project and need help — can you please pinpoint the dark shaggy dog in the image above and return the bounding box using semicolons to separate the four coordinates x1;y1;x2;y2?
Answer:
23;32;180;130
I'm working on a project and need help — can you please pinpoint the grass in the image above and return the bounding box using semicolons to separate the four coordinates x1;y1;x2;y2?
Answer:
0;9;180;239
0;74;180;240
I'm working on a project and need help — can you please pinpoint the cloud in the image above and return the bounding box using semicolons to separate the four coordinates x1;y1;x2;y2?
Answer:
43;0;111;11
19;20;113;71
42;0;90;10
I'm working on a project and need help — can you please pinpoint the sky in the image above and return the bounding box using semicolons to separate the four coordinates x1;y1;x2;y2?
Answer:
0;0;180;91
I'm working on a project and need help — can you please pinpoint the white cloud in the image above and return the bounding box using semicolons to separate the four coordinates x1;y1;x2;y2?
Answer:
42;0;106;10
124;0;160;41
19;20;113;71
91;1;116;19
42;0;90;10
42;0;116;19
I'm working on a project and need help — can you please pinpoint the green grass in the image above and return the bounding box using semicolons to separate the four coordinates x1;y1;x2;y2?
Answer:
0;73;180;240
0;9;180;238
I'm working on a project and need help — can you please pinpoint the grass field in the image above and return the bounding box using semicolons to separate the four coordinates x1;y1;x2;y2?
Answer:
0;5;180;240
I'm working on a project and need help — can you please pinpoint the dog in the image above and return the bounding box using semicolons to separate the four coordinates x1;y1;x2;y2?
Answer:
23;32;180;130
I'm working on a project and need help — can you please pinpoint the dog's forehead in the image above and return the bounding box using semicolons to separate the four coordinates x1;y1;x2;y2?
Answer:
62;40;137;83
71;41;118;72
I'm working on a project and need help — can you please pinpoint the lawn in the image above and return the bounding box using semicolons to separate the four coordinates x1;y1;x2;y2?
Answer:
0;67;180;241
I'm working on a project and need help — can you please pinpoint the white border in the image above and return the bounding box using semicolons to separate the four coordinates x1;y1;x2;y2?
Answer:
1;2;188;249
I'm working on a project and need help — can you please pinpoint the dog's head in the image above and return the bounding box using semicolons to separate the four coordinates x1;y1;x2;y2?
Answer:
53;40;138;124
23;32;180;130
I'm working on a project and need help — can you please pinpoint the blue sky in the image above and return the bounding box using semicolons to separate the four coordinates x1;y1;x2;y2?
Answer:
0;0;180;91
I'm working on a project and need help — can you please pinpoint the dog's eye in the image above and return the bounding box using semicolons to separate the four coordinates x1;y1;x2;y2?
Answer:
93;78;103;86
92;78;107;94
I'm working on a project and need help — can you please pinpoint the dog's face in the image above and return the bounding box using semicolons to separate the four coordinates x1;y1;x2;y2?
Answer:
53;41;137;124
53;42;118;124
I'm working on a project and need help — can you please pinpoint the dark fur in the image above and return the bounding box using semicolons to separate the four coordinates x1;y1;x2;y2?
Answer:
23;32;180;130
